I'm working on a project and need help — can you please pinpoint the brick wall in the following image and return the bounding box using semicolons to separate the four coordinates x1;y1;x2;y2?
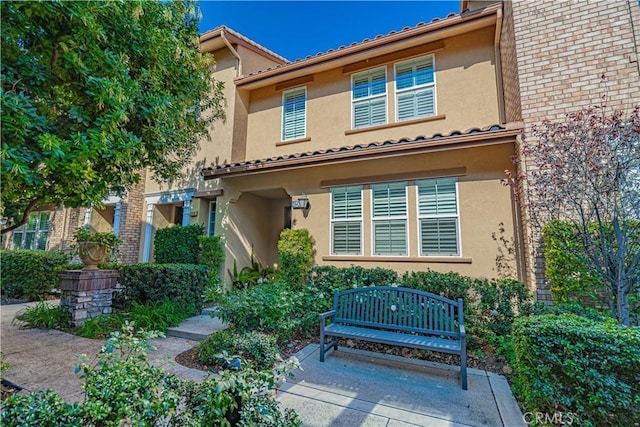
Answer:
118;169;146;264
510;0;640;301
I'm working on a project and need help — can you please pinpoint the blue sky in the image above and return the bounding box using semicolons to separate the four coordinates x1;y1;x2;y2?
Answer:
197;1;461;61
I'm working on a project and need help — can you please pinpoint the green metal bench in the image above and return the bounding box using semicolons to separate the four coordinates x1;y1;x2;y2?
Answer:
319;286;467;390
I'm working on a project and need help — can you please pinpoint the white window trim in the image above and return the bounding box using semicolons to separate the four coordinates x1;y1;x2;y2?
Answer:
394;54;437;122
281;86;307;141
351;67;388;130
330;186;363;256
416;178;462;257
370;182;409;256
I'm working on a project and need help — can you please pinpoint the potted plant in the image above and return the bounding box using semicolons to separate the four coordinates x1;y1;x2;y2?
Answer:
72;227;122;270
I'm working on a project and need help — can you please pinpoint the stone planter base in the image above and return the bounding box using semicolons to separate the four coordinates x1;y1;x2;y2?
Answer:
58;270;119;327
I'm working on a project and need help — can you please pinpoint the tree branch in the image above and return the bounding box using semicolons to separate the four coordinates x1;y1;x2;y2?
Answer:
0;198;43;235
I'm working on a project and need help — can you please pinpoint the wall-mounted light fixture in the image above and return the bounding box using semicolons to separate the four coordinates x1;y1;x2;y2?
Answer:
292;193;310;210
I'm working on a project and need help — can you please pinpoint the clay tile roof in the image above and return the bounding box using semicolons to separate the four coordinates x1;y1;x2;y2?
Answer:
201;123;523;179
200;25;289;64
235;3;501;84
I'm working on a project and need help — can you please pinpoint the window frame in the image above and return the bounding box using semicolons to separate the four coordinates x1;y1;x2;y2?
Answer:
416;177;461;257
394;54;437;122
370;181;409;256
330;185;363;256
12;211;51;250
281;86;307;141
207;200;217;237
351;66;388;129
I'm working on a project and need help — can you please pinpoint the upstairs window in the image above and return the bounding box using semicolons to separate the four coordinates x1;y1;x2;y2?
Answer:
417;177;460;256
395;55;436;121
331;186;362;255
352;67;387;129
12;211;51;250
282;87;306;141
371;182;408;255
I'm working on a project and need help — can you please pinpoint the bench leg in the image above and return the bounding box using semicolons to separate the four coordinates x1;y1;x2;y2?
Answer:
320;327;326;362
460;347;468;391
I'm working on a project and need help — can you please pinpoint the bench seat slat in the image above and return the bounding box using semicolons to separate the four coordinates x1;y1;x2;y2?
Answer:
325;324;462;354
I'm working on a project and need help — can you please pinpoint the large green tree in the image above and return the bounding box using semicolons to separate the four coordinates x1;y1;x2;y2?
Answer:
1;0;224;233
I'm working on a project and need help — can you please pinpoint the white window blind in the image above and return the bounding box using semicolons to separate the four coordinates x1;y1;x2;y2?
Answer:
282;87;306;141
352;68;387;129
417;177;460;256
331;186;362;255
395;55;436;121
372;182;407;255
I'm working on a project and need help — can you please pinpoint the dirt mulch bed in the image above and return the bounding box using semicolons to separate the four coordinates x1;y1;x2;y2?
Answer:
175;337;510;376
1;380;23;399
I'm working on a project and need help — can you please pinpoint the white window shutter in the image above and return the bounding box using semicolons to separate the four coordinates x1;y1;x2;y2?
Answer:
282;88;306;140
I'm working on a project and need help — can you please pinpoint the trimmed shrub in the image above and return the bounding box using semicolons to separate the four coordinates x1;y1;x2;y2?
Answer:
400;270;471;301
0;250;70;300
197;329;280;369
118;264;207;312
218;283;316;344
277;229;314;290
153;224;204;264
512;314;640;426
542;220;601;303
309;265;398;290
199;235;225;303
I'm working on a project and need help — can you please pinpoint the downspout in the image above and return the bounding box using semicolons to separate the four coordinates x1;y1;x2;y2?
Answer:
221;28;242;77
494;8;506;124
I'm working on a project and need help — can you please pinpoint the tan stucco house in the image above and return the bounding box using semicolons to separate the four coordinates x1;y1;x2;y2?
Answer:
200;4;528;283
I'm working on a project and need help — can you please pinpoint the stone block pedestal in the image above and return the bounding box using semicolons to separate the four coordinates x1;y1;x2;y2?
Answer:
59;270;119;327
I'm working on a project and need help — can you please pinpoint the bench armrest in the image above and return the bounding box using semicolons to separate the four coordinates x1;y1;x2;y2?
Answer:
459;324;466;337
319;310;336;320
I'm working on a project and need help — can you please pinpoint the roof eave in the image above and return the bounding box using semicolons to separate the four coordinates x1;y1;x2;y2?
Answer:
202;126;522;180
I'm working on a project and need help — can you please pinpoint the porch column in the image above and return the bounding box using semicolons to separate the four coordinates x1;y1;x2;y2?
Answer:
182;198;192;226
83;206;92;227
112;202;122;236
142;203;155;262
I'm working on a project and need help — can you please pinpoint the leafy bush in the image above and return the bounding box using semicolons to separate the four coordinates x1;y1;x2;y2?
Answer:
543;221;601;303
76;313;127;339
277;229;315;290
153;224;204;264
512;314;640;426
119;263;208;311
2;390;84;427
0;250;70;300
218;283;313;344
540;301;612;322
2;325;302;426
400;270;470;300
232;250;276;289
198;235;225;302
14;301;71;330
197;329;281;369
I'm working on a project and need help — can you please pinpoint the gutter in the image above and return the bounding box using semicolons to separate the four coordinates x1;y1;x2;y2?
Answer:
221;28;242;77
494;8;505;124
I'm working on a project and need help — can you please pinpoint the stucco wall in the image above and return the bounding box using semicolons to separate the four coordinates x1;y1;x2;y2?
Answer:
218;142;521;283
243;26;501;162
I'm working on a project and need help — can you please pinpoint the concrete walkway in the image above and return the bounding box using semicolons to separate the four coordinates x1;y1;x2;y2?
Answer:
1;302;525;426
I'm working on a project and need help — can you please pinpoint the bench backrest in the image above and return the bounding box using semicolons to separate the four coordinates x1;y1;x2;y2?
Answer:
333;286;463;338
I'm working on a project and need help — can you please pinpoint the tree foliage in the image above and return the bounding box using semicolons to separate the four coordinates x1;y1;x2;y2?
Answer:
1;0;224;233
507;93;640;325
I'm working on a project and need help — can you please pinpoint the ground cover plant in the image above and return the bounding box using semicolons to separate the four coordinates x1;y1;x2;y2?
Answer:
1;325;302;426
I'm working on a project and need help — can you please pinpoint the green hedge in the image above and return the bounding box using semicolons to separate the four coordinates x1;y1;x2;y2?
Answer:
118;264;208;311
277;229;314;290
0;250;70;300
153;224;204;264
542;221;601;303
512;314;640;426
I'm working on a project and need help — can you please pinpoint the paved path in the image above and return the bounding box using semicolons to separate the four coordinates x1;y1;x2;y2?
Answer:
1;302;525;426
